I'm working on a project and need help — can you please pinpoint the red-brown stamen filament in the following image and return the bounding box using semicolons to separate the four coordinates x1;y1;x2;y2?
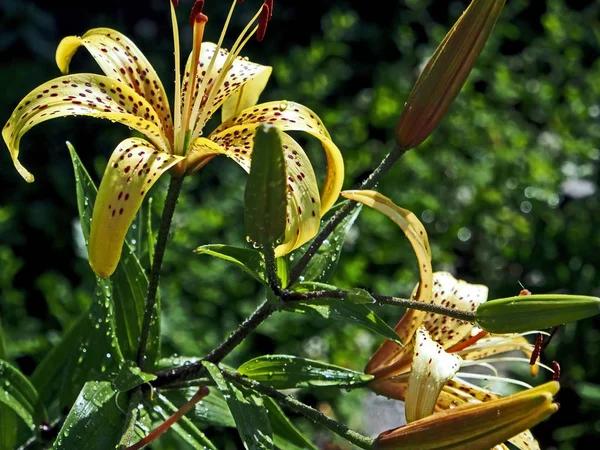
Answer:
126;386;210;450
447;330;488;353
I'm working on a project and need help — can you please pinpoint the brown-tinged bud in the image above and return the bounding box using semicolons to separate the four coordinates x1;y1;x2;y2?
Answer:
375;381;560;450
395;0;506;151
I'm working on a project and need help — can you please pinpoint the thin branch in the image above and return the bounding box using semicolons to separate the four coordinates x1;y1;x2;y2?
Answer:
137;175;185;370
283;289;477;322
288;147;404;284
223;370;374;450
117;388;142;449
153;300;277;387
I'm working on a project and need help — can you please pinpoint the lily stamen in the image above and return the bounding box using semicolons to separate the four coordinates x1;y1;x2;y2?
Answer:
455;373;533;390
190;3;263;137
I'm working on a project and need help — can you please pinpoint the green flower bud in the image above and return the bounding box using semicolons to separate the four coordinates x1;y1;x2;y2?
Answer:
475;294;600;333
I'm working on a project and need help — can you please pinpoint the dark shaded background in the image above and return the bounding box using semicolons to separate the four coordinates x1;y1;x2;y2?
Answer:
1;0;600;448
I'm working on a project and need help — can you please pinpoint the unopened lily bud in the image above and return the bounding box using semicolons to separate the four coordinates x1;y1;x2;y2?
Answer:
375;381;559;450
396;0;505;150
475;294;600;333
244;124;287;247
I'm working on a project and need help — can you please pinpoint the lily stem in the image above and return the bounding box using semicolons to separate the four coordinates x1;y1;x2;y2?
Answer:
288;145;404;284
137;175;185;370
222;370;374;450
153;300;277;387
153;145;406;387
284;289;477;322
117;388;143;449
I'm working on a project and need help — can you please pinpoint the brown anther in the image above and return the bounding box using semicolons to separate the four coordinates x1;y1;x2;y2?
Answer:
552;361;561;380
541;326;560;352
266;0;274;19
171;0;179;6
257;3;270;41
529;333;543;366
189;0;205;26
519;288;532;296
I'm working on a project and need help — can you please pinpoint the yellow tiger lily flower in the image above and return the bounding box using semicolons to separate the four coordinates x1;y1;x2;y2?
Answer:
2;0;344;278
367;272;556;450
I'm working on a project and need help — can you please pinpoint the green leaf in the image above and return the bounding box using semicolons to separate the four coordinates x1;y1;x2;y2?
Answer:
68;142;159;367
194;244;267;284
238;355;373;389
244;124;287;246
285;284;402;345
292;202;361;284
53;381;125;449
264;397;317;450
203;362;273;449
112;361;157;393
30;280;123;409
0;404;17;450
346;288;376;304
0;360;47;430
165;387;235;428
152;393;217;450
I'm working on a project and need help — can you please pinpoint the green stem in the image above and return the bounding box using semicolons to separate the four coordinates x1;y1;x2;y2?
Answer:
288;147;404;284
117;388;142;449
223;370;374;449
137;175;185;370
264;245;282;296
153;300;277;387
284;289;477;322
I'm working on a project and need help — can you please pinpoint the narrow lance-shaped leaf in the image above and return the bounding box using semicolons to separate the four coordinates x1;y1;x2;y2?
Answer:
53;382;130;450
203;361;273;450
238;355;373;389
194;244;267;284
475;294;600;333
151;393;218;450
263;397;317;450
0;360;47;431
244;124;287;247
286;282;402;345
395;0;506;150
293;202;362;284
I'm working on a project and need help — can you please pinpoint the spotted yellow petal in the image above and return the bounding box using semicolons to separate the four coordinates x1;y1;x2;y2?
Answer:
186;133;321;257
405;327;462;422
422;271;488;350
211;101;344;215
89;138;183;278
182;43;272;133
3;74;171;182
56;28;173;139
457;333;533;361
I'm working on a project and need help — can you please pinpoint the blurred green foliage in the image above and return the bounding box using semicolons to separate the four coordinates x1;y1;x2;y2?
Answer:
1;0;600;448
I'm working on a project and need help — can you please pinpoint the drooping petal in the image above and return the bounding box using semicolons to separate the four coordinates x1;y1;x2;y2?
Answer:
186;133;322;256
422;271;488;350
210;101;344;215
182;43;272;134
405;327;462;422
343;190;432;376
3;74;171;182
56;28;173;139
89;138;183;278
